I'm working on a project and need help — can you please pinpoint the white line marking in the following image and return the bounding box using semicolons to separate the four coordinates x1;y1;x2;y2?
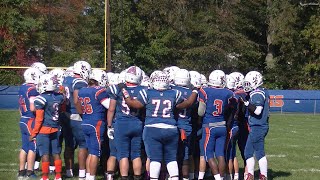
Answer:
267;154;286;158
0;163;18;166
291;169;320;172
0;168;17;172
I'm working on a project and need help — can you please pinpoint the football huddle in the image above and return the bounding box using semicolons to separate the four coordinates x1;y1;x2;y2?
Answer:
18;61;269;180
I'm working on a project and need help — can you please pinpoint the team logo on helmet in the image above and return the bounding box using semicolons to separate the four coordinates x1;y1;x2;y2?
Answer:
127;66;137;75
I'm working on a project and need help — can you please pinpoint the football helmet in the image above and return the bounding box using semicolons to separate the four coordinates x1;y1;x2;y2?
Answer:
229;72;244;89
174;69;190;87
31;62;48;74
200;74;208;87
24;68;42;84
73;60;92;81
243;71;263;92
150;70;162;81
208;70;226;88
118;70;126;83
152;71;169;90
125;66;143;84
90;69;108;87
38;74;58;94
163;66;180;83
64;66;74;77
109;73;120;85
106;72;114;83
140;75;151;87
49;68;65;85
189;71;202;88
226;74;236;90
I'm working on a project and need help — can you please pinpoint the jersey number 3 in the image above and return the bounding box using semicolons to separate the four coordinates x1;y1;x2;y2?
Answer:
212;99;223;116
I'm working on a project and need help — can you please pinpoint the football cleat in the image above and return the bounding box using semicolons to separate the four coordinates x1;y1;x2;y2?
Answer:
259;174;267;180
245;173;254;180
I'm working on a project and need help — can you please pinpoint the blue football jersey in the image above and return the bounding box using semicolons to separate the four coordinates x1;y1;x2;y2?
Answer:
62;76;88;114
18;83;39;120
248;88;269;128
171;86;195;132
108;85;146;121
137;88;184;126
34;92;64;128
78;86;109;121
199;87;233;124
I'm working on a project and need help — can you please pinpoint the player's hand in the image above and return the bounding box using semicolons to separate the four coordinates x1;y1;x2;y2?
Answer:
122;89;130;99
239;96;249;107
107;126;114;140
118;83;127;90
29;135;36;142
192;86;199;94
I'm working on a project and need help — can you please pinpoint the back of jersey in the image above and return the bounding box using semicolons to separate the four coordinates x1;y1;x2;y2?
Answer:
138;89;183;126
34;92;64;128
63;76;87;114
248;88;269;127
78;86;108;121
199;87;233;124
171;86;194;129
18;83;39;118
108;85;145;121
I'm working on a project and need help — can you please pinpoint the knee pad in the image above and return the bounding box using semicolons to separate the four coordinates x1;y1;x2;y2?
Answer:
149;161;161;179
166;161;179;177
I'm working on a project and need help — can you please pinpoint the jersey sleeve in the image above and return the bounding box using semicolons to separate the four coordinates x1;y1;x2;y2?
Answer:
174;89;184;105
198;88;207;103
72;78;88;90
27;87;39;98
137;89;148;106
250;91;265;106
34;95;46;110
107;85;120;100
96;88;109;103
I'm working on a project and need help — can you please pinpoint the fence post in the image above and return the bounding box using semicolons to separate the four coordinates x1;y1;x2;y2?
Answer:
314;99;317;115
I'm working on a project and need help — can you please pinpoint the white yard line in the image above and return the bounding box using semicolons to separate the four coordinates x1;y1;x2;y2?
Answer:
267;154;286;158
291;169;320;173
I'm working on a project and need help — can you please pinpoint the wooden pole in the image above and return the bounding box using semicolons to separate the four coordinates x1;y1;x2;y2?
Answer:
106;0;112;71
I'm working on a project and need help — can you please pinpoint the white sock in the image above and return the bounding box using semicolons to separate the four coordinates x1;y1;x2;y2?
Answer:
214;174;221;180
227;174;233;180
66;169;73;177
49;166;55;171
79;169;86;178
198;172;205;179
89;175;95;180
234;173;239;180
246;157;255;175
86;173;90;178
258;156;268;177
183;178;189;180
189;173;194;180
167;161;179;178
150;161;161;179
107;173;113;180
34;161;40;170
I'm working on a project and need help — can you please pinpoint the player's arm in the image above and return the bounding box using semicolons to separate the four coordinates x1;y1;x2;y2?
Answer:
73;89;83;114
176;89;198;109
122;89;144;109
29;96;36;112
107;99;116;127
30;97;45;141
198;101;206;117
240;95;263;116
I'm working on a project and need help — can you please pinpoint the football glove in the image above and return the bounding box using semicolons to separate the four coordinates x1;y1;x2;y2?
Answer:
122;89;130;99
107;126;114;140
118;83;127;90
239;96;249;106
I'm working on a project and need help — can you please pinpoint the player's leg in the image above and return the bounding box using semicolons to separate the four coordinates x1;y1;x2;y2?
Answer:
233;157;239;180
244;130;254;180
106;136;117;180
227;126;239;180
63;117;75;178
18;122;28;179
144;127;163;179
253;127;268;180
180;130;192;180
37;134;50;180
163;128;179;180
51;132;62;180
198;128;207;180
131;122;143;180
215;126;227;179
143;128;151;180
238;122;249;179
25;118;37;178
71;120;88;179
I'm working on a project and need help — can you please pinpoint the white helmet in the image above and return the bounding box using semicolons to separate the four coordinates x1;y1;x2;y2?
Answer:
189;71;202;88
49;68;65;85
229;72;244;89
106;72;114;83
125;66;143;84
24;68;42;84
174;69;190;87
243;71;263;92
208;70;226;88
152;71;169;90
64;66;74;77
150;70;162;81
140;75;151;87
38;74;57;94
90;69;108;87
163;66;180;83
200;74;208;87
73;60;92;80
118;70;126;83
226;74;236;90
31;62;47;74
109;73;120;85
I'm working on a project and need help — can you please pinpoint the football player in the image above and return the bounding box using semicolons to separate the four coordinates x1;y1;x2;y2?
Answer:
107;66;145;180
241;71;269;180
62;60;92;179
121;71;198;180
198;70;234;180
18;68;41;179
78;69;109;180
30;74;65;180
171;69;197;180
31;62;48;75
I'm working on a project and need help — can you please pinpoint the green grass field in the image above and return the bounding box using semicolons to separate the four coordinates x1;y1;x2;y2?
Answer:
0;110;319;180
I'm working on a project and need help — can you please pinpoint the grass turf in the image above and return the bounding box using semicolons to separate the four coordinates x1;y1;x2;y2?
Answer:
0;110;319;179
